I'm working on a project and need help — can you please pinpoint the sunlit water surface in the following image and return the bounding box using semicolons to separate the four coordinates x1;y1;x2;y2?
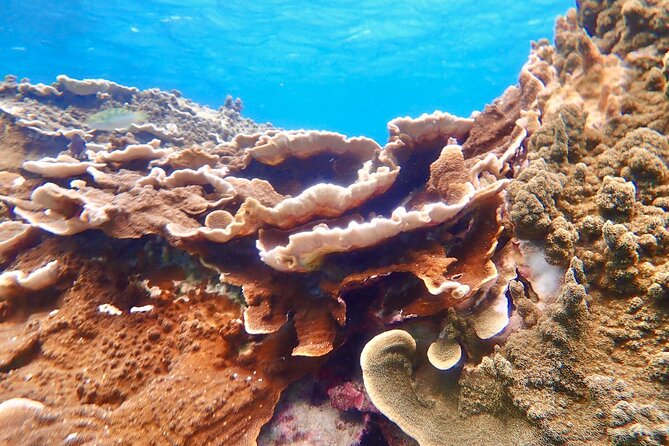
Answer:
1;0;572;142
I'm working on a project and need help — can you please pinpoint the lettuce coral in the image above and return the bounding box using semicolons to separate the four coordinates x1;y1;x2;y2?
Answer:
0;60;542;361
0;1;668;444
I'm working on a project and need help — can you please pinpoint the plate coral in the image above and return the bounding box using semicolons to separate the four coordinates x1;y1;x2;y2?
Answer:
0;1;668;445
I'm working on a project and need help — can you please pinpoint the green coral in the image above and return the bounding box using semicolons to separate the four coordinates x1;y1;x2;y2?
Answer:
506;159;565;239
602;221;641;294
509;280;538;328
647;268;669;300
458;348;513;416
530;104;587;163
579;215;605;241
596;176;637;219
545;217;580;266
539;257;589;345
597;128;669;204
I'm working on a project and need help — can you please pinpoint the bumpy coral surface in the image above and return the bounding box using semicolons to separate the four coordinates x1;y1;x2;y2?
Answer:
1;1;668;445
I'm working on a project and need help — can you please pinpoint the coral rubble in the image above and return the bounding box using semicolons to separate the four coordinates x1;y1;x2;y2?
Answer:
0;1;668;445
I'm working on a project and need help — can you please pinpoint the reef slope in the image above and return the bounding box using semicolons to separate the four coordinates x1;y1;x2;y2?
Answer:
0;1;668;445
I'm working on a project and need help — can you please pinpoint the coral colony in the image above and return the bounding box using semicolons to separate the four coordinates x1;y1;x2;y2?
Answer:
1;1;668;445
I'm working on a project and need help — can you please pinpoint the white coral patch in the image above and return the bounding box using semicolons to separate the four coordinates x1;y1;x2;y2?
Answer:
98;304;122;316
519;241;564;303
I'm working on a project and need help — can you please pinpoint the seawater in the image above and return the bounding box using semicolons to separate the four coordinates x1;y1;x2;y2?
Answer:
0;0;571;142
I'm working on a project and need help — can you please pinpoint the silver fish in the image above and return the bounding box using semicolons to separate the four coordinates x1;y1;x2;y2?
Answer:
85;108;147;131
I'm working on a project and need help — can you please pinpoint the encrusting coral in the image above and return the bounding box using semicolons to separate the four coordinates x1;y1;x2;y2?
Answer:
499;2;669;444
360;330;541;446
1;1;669;445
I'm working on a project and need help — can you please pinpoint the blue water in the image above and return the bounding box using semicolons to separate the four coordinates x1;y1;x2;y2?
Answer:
1;0;572;143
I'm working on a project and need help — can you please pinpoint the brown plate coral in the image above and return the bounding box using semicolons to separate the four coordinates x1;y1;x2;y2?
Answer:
1;1;668;445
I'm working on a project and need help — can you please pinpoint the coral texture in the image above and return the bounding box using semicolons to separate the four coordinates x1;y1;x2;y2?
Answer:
1;1;668;445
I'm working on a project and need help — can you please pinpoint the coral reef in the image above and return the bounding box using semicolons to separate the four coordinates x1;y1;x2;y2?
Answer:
257;379;369;446
360;330;540;446
0;1;668;445
501;2;669;444
0;60;540;363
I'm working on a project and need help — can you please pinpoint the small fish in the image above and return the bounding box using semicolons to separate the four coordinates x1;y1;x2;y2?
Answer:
85;108;147;131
